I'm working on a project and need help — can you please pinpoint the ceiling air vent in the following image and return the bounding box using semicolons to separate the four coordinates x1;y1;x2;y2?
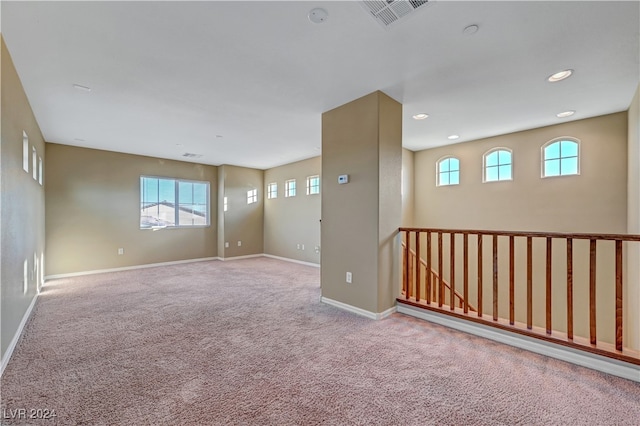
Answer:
361;0;432;29
182;153;203;159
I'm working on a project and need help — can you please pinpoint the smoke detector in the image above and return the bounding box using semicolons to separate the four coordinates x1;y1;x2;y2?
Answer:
361;0;433;29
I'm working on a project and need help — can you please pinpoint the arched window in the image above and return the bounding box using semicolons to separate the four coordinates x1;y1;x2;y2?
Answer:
542;138;579;177
437;157;460;186
483;148;512;182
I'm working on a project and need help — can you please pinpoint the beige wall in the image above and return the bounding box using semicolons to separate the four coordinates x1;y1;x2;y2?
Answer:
401;148;414;227
45;144;218;276
264;157;321;264
321;91;401;314
1;37;46;361
627;84;640;350
217;165;264;258
414;112;631;347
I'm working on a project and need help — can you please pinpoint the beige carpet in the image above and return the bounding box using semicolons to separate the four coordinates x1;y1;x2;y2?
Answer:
1;257;639;425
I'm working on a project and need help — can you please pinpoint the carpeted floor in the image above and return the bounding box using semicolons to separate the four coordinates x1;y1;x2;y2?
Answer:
1;257;639;425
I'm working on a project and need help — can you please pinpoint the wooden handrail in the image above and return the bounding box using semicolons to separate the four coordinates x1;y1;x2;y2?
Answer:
398;227;640;366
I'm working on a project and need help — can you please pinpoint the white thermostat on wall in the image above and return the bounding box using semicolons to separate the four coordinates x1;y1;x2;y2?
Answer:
338;174;349;184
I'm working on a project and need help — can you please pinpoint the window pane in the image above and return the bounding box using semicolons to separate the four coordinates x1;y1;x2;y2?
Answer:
545;159;560;177
486;166;499;182
179;181;193;204
439;159;450;172
486;152;498;167
545;142;561;160
499;164;512;180
561;157;578;175
142;178;159;204
193;183;207;214
159;179;175;203
560;141;578;158
439;172;450;186
450;171;459;185
498;150;511;165
449;158;459;172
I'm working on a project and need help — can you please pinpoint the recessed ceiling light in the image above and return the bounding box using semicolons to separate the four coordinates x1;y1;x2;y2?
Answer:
308;8;328;24
463;24;479;35
556;110;575;118
412;113;429;120
547;69;573;83
448;135;460;140
72;83;92;92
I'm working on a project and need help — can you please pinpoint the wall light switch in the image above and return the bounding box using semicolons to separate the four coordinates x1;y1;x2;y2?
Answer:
118;248;124;255
225;242;229;248
346;272;352;283
338;174;349;184
237;241;242;247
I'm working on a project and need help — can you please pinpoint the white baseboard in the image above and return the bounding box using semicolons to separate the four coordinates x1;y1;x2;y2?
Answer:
397;304;640;383
321;297;397;320
219;254;264;261
1;294;38;377
263;254;320;268
44;257;219;281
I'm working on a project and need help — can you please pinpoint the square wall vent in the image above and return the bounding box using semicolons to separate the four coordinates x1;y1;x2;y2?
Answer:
361;0;432;29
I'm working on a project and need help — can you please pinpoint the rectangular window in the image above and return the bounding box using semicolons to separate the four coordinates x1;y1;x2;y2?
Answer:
32;147;37;180
247;188;258;204
140;176;209;228
223;196;228;212
285;179;296;197
38;157;43;185
267;182;277;199
23;132;29;173
306;175;320;195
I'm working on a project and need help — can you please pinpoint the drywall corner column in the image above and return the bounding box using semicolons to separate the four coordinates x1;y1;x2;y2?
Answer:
627;84;640;350
217;165;264;259
321;91;402;315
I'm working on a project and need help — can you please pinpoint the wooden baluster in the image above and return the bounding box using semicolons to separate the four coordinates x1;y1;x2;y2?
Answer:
477;234;483;318
450;233;456;310
463;233;469;314
426;233;432;305
415;232;421;302
567;238;574;340
615;240;623;351
438;232;443;307
509;236;515;325
546;237;552;335
527;236;533;330
589;239;597;345
404;230;410;300
493;235;498;321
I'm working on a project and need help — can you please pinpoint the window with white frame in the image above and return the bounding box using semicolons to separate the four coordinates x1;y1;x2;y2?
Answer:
285;179;296;197
437;157;460;186
267;182;277;199
223;196;228;212
32;147;37;181
23;131;29;173
38;157;43;186
140;176;209;228
542;139;579;177
247;188;258;204
306;175;320;195
483;149;512;182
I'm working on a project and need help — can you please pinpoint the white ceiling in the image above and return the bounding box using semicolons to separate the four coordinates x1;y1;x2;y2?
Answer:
2;1;639;170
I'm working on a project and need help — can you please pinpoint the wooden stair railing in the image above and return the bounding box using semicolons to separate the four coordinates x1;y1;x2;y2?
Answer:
401;242;476;312
399;227;640;366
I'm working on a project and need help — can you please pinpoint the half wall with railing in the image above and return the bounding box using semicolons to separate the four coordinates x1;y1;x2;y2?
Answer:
399;227;640;365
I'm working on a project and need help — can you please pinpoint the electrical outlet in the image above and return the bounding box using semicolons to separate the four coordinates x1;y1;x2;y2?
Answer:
346;272;352;283
237;241;242;247
118;248;124;255
225;242;229;248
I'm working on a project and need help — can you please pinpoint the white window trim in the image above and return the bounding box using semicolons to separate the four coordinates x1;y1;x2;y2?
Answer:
306;175;320;195
140;175;211;229
23;131;29;173
482;147;513;183
267;182;277;199
285;179;296;197
436;155;460;187
541;137;581;178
